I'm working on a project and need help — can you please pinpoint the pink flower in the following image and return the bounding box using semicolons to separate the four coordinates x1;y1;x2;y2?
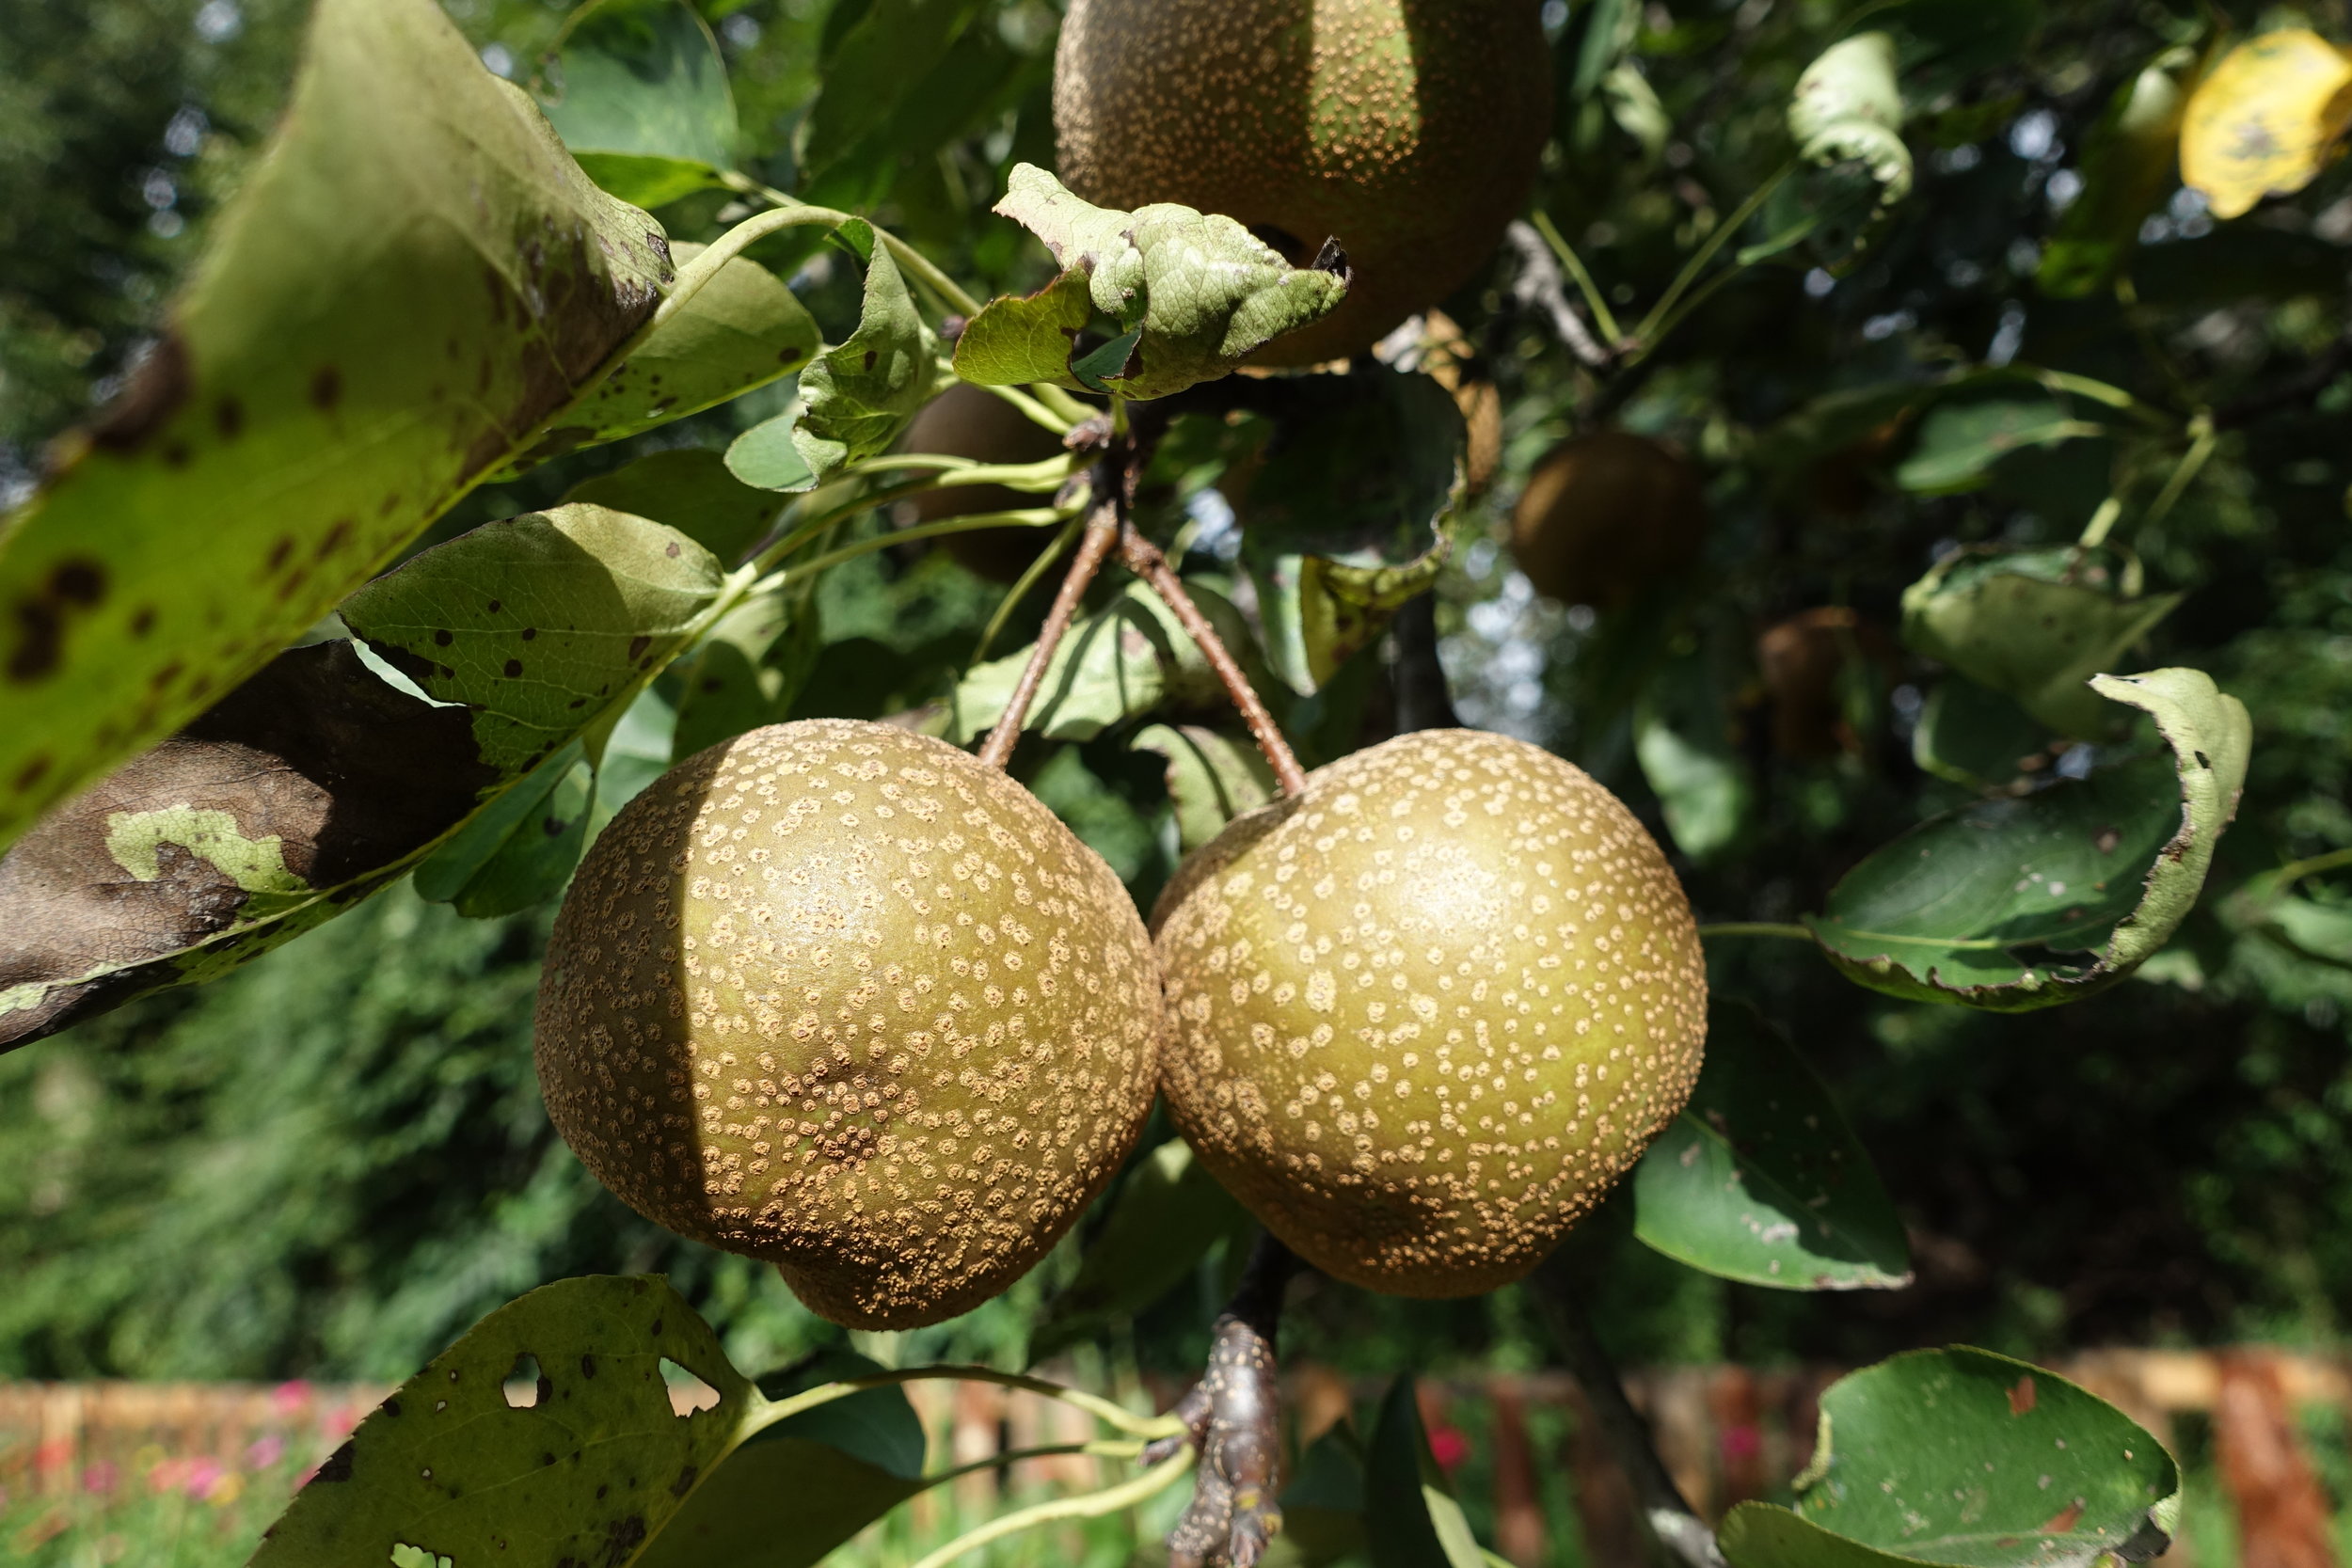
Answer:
1720;1424;1762;1462
246;1435;287;1469
270;1380;313;1418
80;1462;118;1496
1426;1423;1470;1472
182;1457;225;1499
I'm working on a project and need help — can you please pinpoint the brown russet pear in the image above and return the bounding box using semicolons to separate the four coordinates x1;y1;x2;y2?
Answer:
536;719;1162;1329
1153;728;1706;1295
1511;432;1709;609
1053;0;1552;368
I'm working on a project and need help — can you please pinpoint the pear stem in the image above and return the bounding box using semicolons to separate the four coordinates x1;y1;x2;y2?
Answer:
976;491;1120;771
1118;521;1309;797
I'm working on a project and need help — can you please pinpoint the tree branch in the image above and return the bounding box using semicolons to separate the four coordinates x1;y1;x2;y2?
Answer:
1117;522;1309;796
2214;330;2352;430
976;483;1119;770
1145;1233;1304;1568
1503;220;1617;369
1530;1259;1726;1568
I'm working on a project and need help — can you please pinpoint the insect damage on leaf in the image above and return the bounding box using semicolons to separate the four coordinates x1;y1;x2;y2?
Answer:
0;0;675;858
2181;30;2352;220
954;165;1351;400
0;641;496;1051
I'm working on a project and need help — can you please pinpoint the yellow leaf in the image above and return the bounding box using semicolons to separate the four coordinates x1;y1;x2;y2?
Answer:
2181;29;2352;219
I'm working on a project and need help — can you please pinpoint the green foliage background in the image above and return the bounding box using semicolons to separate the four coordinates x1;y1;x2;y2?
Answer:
3;0;2350;1413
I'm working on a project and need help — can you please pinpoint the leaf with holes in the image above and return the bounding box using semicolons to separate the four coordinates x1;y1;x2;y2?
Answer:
537;0;737;208
1132;724;1277;855
497;243;820;475
1364;1377;1488;1568
1716;1347;2177;1568
1900;546;2181;737
955;166;1350;400
1806;667;2249;1009
1032;1138;1253;1362
1634;1003;1911;1291
564;448;783;567
0;0;671;856
640;1349;929;1568
340;503;725;779
253;1275;753;1568
949;580;1257;746
792;220;949;483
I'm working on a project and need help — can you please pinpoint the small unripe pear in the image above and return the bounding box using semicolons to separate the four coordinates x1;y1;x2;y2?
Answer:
1154;729;1706;1296
536;720;1161;1328
1511;433;1708;609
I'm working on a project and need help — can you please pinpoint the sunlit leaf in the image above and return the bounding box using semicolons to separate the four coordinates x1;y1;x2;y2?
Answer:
955;166;1350;400
0;0;672;854
497;243;819;475
1634;641;1753;863
1716;1347;2177;1567
791;219;949;483
1634;1003;1912;1291
340;503;724;778
563;448;783;567
253;1275;753;1568
2181;29;2352;221
1806;667;2250;1009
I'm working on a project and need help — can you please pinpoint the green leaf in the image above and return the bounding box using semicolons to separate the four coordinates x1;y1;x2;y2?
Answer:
572;151;731;211
1787;32;1913;270
0;641;491;1051
1364;1377;1486;1568
564;448;782;566
726;412;820;492
253;1275;754;1568
669;587;820;759
954;166;1350;400
1900;547;2180;736
1911;676;2061;792
1633;1003;1912;1291
1031;1138;1251;1362
639;1350;928;1568
949;579;1256;746
799;0;983;179
2038;44;2205;297
797;23;1026;214
1232;368;1461;693
1131;724;1278;855
1718;1347;2177;1567
793;220;949;483
1634;642;1754;863
341;503;725;779
1279;1426;1372;1568
0;0;672;854
1806;667;2250;1009
1894;392;2108;495
498;243;820;474
539;0;738;172
409;739;595;918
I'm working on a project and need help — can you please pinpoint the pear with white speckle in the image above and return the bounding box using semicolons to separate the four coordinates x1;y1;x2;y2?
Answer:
1152;729;1707;1296
536;719;1163;1329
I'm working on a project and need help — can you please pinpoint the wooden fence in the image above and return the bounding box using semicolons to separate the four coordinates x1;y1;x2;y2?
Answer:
3;1350;2345;1566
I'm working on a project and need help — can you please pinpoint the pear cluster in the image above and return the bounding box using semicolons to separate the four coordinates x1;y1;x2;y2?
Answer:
538;719;1707;1322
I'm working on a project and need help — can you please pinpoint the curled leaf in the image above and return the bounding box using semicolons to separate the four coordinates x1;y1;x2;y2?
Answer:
791;219;949;483
1806;666;2249;1009
955;165;1350;400
2182;29;2352;220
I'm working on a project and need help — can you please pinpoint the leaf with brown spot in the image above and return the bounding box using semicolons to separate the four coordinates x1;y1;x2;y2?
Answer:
0;0;675;856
